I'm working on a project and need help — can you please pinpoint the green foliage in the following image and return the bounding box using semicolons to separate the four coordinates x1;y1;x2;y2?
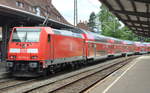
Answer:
88;12;96;30
119;27;138;41
145;39;150;42
99;5;121;38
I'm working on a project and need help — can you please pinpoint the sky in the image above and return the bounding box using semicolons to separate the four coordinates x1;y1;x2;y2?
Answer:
52;0;101;24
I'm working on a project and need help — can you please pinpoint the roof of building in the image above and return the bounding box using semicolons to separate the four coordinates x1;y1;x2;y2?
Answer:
0;4;74;29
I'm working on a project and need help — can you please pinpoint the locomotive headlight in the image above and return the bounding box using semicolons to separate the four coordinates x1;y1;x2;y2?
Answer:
9;48;20;53
27;49;38;53
7;62;13;67
9;55;16;59
29;63;38;68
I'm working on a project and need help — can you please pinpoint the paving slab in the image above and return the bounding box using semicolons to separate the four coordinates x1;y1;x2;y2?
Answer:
85;56;150;93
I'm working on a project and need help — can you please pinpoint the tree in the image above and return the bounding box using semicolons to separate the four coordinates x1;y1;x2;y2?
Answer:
88;12;96;31
99;5;121;38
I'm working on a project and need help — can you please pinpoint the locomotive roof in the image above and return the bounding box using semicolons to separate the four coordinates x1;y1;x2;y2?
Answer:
53;29;84;39
14;27;84;39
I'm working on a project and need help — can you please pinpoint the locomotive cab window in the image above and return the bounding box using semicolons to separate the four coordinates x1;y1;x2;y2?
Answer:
12;28;41;42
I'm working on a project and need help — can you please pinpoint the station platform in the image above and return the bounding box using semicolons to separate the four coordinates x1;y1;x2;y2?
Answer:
85;55;150;93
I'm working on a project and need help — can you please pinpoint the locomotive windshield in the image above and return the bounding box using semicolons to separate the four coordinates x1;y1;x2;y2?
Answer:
12;28;41;42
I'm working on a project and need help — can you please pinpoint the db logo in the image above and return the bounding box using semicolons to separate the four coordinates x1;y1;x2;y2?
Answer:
20;49;27;53
22;44;27;48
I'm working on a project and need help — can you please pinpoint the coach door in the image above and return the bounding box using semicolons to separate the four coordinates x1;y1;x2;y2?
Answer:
88;43;96;58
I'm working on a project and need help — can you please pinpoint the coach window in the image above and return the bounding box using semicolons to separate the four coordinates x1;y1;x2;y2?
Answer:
48;35;51;42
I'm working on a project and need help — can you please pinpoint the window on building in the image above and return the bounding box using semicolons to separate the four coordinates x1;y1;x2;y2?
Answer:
57;16;61;21
35;7;41;16
29;6;32;11
16;1;24;8
33;7;36;12
45;12;49;16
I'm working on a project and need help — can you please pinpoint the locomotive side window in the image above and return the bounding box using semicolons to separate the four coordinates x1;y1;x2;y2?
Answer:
48;34;51;42
12;28;41;42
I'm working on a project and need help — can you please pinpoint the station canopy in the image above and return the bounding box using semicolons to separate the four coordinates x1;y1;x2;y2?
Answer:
99;0;150;37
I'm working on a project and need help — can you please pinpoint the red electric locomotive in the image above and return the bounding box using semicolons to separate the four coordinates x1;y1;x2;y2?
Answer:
7;27;85;77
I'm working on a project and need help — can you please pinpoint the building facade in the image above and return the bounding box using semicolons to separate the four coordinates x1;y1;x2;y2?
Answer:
0;0;69;24
77;21;91;31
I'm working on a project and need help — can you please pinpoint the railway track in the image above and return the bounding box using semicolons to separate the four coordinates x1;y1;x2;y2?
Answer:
0;78;38;93
26;56;136;93
0;56;138;93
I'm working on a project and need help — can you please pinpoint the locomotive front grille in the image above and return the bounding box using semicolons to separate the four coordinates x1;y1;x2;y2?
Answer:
14;62;29;72
7;61;41;73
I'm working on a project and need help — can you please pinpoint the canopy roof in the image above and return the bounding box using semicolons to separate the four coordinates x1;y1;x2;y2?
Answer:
99;0;150;37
